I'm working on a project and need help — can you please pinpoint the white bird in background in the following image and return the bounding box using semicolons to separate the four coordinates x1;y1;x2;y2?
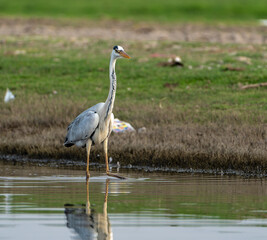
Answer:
4;88;15;103
64;46;130;179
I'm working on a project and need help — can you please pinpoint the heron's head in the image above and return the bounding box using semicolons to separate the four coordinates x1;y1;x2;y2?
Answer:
112;45;130;59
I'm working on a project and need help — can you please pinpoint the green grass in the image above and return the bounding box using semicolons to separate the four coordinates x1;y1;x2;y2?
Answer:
1;37;267;124
0;36;266;171
0;0;267;23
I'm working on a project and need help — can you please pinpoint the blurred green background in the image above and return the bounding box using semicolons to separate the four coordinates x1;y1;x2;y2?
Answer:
0;0;266;23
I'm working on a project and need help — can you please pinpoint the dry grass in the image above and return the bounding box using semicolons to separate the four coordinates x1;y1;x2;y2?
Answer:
1;97;266;173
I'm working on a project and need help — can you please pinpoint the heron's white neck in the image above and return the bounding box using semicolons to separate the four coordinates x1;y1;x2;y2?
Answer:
104;54;117;120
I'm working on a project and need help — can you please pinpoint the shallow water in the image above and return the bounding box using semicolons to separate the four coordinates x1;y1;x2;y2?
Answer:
0;161;267;240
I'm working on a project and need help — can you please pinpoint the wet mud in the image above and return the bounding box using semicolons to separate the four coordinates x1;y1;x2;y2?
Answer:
1;154;266;178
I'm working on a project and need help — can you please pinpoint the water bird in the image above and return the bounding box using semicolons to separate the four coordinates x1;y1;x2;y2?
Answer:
64;46;130;179
4;88;15;103
158;56;184;67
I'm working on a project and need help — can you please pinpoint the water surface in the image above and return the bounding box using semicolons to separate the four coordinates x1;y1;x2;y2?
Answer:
0;161;267;240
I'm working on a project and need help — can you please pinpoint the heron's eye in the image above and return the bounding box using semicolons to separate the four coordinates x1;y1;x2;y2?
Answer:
115;49;121;53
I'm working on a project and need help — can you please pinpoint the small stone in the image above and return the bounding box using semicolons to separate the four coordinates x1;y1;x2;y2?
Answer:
138;127;146;133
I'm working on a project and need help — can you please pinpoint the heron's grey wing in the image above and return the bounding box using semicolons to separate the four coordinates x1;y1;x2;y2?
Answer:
64;111;99;147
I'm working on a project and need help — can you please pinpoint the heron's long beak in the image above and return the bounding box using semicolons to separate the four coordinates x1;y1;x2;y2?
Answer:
120;51;130;59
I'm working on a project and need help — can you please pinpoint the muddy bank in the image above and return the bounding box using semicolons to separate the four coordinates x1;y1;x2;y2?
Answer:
1;122;266;177
1;122;266;175
1;153;266;178
1;18;267;44
0;99;266;176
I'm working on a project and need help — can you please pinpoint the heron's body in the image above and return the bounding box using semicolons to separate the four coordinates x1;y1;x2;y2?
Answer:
64;46;130;179
64;102;113;147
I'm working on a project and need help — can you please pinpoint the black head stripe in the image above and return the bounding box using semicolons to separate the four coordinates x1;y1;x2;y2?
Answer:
113;45;121;53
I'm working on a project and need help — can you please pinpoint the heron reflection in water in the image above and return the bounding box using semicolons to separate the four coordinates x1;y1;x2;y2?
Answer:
64;179;112;240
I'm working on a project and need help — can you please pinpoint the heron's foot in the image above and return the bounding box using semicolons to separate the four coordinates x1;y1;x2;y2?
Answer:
106;171;126;180
86;171;90;180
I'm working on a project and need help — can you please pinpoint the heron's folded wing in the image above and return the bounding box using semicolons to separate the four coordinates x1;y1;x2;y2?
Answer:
65;111;99;144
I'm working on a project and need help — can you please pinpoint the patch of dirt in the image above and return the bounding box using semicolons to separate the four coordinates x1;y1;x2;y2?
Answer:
0;18;267;44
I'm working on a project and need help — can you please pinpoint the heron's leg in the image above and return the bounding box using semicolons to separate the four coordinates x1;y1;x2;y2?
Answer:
103;138;109;173
103;138;126;180
86;140;92;179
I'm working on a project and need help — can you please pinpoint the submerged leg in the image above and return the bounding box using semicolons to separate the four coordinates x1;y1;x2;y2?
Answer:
103;138;126;180
86;140;92;179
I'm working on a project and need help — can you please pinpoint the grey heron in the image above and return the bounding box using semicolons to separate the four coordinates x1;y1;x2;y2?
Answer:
64;45;130;179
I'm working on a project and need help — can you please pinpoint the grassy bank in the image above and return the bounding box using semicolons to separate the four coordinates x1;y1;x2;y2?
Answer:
0;0;267;23
0;31;266;173
1;36;267;114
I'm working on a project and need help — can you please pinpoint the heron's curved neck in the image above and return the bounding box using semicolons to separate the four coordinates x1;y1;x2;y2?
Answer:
104;54;117;120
